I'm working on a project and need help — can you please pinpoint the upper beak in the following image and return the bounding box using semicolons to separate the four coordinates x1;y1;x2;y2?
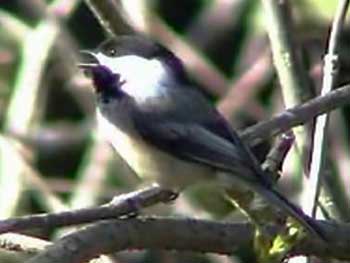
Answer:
78;50;100;69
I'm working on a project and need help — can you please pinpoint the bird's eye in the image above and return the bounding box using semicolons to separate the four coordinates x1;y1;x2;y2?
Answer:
107;48;117;57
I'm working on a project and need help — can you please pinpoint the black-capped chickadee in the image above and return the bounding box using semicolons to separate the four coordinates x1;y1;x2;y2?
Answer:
79;35;325;240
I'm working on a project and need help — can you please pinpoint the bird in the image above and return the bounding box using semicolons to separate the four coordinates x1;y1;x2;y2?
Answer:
79;34;325;240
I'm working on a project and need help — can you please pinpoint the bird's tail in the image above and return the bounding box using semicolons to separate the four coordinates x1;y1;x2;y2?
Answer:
253;184;327;241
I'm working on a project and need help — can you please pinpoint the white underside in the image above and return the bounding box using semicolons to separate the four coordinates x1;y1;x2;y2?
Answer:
96;109;212;190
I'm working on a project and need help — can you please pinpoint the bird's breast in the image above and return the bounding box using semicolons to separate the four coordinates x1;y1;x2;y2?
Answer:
96;108;212;190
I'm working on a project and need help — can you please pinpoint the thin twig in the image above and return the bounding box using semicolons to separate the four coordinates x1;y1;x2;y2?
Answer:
240;84;350;146
0;186;176;235
260;0;311;165
261;131;295;180
84;0;133;36
306;0;350;218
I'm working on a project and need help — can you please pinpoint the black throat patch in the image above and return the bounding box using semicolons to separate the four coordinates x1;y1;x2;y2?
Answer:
91;65;126;103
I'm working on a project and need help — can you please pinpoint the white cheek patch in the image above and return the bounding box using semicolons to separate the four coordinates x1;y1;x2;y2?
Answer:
95;53;168;101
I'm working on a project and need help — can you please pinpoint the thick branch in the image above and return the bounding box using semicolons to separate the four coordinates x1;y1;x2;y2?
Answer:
25;217;350;263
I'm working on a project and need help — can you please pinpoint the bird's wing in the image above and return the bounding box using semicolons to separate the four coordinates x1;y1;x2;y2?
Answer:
130;87;270;186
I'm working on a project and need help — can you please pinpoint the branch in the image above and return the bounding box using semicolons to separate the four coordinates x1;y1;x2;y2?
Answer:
261;0;310;103
262;131;294;179
306;0;350;217
260;0;311;161
25;217;350;263
84;0;133;35
240;84;350;146
0;186;175;234
0;233;51;254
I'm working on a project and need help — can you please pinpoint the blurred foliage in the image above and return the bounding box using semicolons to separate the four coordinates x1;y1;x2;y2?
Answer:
0;0;349;262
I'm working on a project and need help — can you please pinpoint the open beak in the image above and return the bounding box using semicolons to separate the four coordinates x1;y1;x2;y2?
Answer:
78;50;100;69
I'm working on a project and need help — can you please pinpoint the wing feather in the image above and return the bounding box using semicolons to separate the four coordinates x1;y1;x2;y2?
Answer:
130;87;270;186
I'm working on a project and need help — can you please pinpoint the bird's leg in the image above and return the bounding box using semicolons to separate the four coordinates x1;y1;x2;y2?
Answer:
224;187;290;263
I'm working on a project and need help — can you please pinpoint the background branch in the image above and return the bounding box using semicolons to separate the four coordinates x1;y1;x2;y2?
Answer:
306;0;350;218
240;84;350;146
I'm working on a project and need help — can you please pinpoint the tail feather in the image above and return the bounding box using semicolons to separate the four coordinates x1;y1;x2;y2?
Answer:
254;185;327;241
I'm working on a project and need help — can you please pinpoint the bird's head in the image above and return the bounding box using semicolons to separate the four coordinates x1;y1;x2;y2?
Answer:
79;35;187;102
